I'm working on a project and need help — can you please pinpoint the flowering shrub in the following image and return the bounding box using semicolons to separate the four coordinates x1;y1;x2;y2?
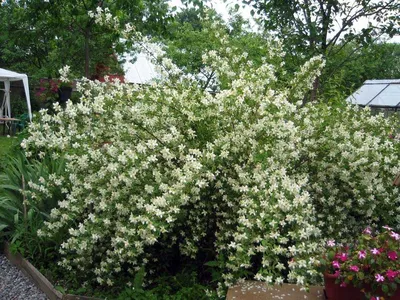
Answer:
320;226;400;298
295;104;400;238
20;9;400;296
35;79;59;104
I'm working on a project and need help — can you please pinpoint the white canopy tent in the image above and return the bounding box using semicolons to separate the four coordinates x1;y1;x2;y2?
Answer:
0;68;32;121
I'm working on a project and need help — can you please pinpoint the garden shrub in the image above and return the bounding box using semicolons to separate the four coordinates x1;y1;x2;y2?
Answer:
295;103;400;238
20;9;400;296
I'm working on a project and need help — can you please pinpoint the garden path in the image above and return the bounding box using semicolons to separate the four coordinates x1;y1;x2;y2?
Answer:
0;254;48;300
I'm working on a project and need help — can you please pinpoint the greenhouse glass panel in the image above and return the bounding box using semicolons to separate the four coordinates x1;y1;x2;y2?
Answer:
347;84;388;106
368;84;400;107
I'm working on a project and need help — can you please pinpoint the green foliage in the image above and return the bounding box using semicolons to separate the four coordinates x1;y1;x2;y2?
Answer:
243;0;400;101
0;136;17;172
0;0;172;79
0;150;65;265
322;42;400;97
161;7;276;91
245;0;399;56
116;268;218;300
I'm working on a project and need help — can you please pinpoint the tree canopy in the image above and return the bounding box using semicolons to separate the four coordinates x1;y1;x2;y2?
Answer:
242;0;400;100
0;0;172;79
161;7;279;91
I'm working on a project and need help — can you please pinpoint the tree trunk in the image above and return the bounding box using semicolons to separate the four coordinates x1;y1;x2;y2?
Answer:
310;76;320;102
85;28;90;79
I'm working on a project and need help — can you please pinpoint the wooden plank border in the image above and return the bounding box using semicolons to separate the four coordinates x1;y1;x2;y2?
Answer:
3;242;102;300
226;281;325;300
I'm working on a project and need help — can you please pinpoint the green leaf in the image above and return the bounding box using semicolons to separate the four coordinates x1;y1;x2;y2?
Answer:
382;284;388;294
204;261;219;267
55;286;66;294
390;282;397;291
357;272;364;280
327;250;335;260
134;268;145;290
74;287;87;294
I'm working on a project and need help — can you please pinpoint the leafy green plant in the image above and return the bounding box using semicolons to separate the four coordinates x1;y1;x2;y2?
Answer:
116;268;217;300
0;150;65;264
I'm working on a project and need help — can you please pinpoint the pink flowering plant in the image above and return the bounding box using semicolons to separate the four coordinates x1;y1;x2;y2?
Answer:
322;226;400;298
35;79;59;104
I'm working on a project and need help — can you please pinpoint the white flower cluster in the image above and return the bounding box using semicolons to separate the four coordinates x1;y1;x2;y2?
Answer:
22;23;400;294
296;104;400;237
88;6;119;30
59;65;71;83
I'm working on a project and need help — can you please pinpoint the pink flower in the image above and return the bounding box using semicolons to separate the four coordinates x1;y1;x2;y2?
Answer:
327;240;335;247
363;227;372;235
339;253;348;262
371;248;380;255
358;250;366;259
386;270;399;281
383;225;393;230
332;260;340;269
349;265;359;272
390;231;400;241
388;251;398;261
375;274;385;282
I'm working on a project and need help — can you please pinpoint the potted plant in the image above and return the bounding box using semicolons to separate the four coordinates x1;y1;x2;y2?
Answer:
58;81;73;103
319;226;400;300
35;79;59;109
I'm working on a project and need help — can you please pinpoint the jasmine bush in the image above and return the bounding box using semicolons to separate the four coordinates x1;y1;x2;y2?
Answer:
19;8;400;296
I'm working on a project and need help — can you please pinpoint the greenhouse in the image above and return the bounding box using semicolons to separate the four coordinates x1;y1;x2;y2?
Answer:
347;79;400;117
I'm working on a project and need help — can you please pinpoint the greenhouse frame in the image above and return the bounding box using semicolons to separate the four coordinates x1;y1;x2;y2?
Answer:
347;79;400;117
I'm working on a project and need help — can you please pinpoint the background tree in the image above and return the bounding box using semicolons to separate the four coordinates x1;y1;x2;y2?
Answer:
0;0;172;79
322;41;400;99
161;7;276;91
242;0;400;100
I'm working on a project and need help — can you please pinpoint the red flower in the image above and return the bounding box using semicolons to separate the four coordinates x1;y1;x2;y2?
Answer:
386;269;399;281
387;251;398;261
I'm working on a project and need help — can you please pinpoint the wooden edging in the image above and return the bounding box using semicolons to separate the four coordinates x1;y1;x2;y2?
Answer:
226;281;325;300
3;242;102;300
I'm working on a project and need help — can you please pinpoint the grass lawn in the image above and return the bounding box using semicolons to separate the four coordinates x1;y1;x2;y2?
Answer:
0;135;19;170
0;136;16;154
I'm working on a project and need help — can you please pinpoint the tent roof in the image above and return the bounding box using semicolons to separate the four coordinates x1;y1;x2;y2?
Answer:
347;79;400;108
124;53;159;84
0;68;28;82
0;68;32;121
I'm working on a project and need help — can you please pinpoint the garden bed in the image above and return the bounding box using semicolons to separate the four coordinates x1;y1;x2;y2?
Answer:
4;241;327;300
3;243;101;300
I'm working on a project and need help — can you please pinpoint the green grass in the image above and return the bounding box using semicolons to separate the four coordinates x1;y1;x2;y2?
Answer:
0;136;19;171
0;136;16;154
